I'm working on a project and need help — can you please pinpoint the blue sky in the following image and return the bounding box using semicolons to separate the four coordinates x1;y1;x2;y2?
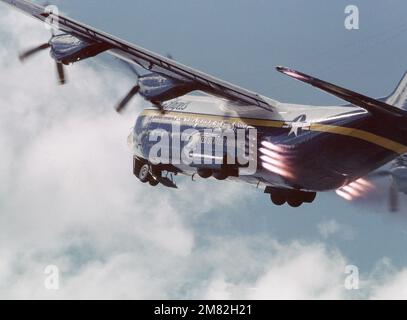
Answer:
57;0;407;102
1;0;407;299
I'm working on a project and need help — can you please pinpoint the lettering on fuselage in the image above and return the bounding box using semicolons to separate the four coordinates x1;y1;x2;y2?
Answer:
162;101;190;111
145;110;251;132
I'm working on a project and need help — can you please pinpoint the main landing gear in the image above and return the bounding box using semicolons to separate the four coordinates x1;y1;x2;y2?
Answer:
265;186;317;208
134;161;159;186
197;156;239;181
133;157;177;188
197;167;238;181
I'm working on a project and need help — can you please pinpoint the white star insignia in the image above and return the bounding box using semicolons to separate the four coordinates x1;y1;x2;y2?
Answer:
286;118;311;137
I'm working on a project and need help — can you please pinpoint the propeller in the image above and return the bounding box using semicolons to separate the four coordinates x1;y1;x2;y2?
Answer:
116;85;140;113
19;4;68;87
115;55;176;113
19;39;67;85
56;61;66;85
368;169;401;213
390;181;400;212
19;43;50;62
115;60;142;113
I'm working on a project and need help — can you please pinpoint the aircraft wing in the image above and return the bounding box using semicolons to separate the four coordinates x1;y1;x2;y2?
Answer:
1;0;273;111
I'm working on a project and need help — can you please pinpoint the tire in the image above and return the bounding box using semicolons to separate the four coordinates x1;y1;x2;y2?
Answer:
138;163;150;183
271;194;286;206
303;192;317;203
198;169;212;179
133;158;143;177
287;198;303;208
149;177;159;186
213;171;228;180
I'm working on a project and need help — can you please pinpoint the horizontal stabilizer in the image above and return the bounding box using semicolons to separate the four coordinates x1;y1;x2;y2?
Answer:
385;71;407;110
276;66;407;119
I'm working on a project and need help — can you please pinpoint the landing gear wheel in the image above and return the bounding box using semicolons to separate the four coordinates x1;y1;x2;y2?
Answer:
213;171;228;180
287;198;303;208
271;194;286;206
149;177;159;186
198;169;212;179
138;163;150;183
133;158;142;177
303;192;317;203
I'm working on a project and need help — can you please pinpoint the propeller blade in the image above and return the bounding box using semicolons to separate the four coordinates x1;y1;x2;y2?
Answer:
389;182;399;212
56;62;66;85
115;85;140;113
19;43;50;62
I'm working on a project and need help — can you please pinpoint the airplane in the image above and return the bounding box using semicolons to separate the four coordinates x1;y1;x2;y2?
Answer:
3;0;407;209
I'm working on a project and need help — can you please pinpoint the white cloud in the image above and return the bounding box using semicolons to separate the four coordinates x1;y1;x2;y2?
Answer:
371;269;407;299
318;220;341;238
247;244;346;299
201;241;347;300
317;219;354;240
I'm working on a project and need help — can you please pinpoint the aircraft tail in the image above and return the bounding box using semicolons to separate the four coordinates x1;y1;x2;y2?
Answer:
384;71;407;111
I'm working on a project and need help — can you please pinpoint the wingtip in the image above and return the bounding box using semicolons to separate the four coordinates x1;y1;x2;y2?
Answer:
276;66;297;75
275;66;286;72
275;67;309;81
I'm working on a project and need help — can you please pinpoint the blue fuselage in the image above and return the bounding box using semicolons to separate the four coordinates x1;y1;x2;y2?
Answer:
131;96;407;192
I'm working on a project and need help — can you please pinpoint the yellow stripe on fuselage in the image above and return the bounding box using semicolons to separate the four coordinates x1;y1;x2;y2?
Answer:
141;109;407;155
310;124;407;155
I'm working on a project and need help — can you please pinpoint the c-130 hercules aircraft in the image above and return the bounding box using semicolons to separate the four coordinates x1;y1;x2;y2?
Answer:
3;0;407;208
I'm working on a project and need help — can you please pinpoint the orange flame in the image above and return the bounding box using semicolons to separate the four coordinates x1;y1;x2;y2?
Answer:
336;178;375;201
262;162;294;179
261;141;285;153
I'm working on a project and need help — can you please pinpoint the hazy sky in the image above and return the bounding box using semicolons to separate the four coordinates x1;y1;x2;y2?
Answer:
54;0;407;102
2;0;407;299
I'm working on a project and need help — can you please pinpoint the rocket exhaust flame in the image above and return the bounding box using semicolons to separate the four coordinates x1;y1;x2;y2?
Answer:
260;141;295;179
259;148;285;161
261;141;285;153
346;181;365;193
335;189;354;201
354;178;373;188
262;162;294;179
260;155;289;168
342;185;362;197
336;178;375;201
